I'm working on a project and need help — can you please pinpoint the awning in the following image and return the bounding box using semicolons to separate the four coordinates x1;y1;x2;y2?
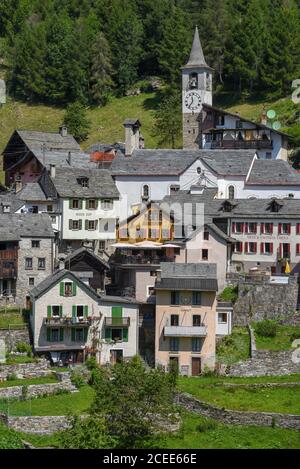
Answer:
134;241;162;248
111;243;134;248
162;243;181;248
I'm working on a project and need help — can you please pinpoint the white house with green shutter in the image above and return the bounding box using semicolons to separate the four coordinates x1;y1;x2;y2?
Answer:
29;269;139;365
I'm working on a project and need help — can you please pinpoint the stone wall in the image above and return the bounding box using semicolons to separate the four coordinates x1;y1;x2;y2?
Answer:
228;350;300;377
0;327;31;352
0;359;50;380
0;380;77;400
0;414;71;434
175;392;300;430
233;276;300;326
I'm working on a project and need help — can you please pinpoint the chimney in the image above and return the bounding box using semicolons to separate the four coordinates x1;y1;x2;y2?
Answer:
58;254;66;270
123;119;141;157
139;134;145;149
260;107;267;126
50;164;56;178
59;125;68;137
67;151;72;165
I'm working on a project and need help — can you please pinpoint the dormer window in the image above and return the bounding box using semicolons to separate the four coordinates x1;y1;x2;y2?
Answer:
170;185;180;195
222;200;235;213
268;199;283;213
77;177;89;188
228;186;235;200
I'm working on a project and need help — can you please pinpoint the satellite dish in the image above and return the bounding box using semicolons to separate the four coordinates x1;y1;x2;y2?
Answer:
267;109;276;119
272;121;281;130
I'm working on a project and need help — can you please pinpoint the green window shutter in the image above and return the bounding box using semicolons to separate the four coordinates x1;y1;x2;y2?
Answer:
105;328;112;340
123;328;128;342
59;305;63;317
72;305;76;318
84;305;88;318
47;306;52;318
84;328;88;341
95;199;99;209
72;283;77;296
85;219;88;230
79;220;82;230
69;199;73;209
69;219;73;230
71;328;76;342
79;199;83;209
60;282;64;296
47;328;51;342
59;328;64;342
112;306;122;325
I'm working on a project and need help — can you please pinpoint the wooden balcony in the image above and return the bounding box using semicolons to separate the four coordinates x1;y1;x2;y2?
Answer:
113;255;175;266
211;140;273;150
104;317;130;327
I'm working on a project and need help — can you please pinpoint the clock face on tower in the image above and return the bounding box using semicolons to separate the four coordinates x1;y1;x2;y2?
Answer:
184;91;202;111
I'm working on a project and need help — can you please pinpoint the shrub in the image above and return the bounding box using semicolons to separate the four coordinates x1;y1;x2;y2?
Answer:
196;419;217;433
201;365;216;377
254;320;277;338
85;357;99;370
290;331;300;342
219;286;238;303
6;373;18;381
16;341;32;356
71;368;89;388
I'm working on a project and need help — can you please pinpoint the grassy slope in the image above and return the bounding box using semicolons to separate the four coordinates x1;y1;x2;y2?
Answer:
216;326;250;365
253;323;300;351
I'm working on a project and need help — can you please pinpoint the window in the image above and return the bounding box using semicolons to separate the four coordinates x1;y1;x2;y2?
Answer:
142;185;149;200
280;243;290;258
189;72;198;89
30;206;38;214
245;223;257;234
150;228;160;239
162;229;170;239
296;244;300;256
217;115;225;126
32;240;40;248
64;282;73;297
232;222;243;234
192;337;201;352
192;293;202;306
202;249;208;260
70;199;80;209
111;329;122;341
150;271;157;277
245;242;257;254
85;220;97;231
50;329;59;342
170;185;180;195
77;177;89;188
101;199;113;210
170;314;179;326
38;258;46;270
147;286;155;297
228;186;235;200
265;152;272;159
170;337;179;352
25;258;33;270
47;205;53;212
51;305;60;317
87;199;97;210
261;223;273;234
99;241;106;251
75;328;84;342
278;223;291;235
218;313;228;323
261;242;273;255
76;305;84;318
234;242;243;253
236;120;243;129
171;291;180;305
29;278;35;287
69;220;82;230
51;216;56;223
193;315;201;326
297;224;300;235
203;231;209;241
3;205;10;213
119;228;128;239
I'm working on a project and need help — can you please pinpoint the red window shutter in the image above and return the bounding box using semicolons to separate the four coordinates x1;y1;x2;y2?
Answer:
288;224;291;234
270;243;273;254
245;242;248;253
278;223;282;234
241;223;245;233
296;244;300;255
270;223;273;234
232;222;236;233
240;242;243;253
297;223;300;235
261;223;264;234
261;243;264;254
254;243;257;253
245;223;248;233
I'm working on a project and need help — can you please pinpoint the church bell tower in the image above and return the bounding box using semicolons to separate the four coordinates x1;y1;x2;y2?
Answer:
182;26;212;149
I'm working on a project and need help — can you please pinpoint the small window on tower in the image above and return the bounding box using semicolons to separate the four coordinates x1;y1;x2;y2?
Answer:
189;73;198;89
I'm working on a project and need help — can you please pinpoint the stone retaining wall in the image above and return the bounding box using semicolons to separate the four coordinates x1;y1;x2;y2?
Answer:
175;392;300;430
0;414;71;434
0;359;50;380
0;328;31;352
228;350;300;377
0;380;77;400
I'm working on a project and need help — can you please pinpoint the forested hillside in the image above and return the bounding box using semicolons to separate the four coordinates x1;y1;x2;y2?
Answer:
0;0;300;105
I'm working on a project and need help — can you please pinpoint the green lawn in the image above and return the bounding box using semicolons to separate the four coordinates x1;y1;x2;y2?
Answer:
177;376;300;414
0;375;57;389
0;385;94;416
216;327;250;365
0;312;27;329
5;355;36;365
162;412;300;449
253;323;300;351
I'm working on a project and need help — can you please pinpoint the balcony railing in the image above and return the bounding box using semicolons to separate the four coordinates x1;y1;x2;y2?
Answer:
0;249;18;260
44;317;92;327
114;255;175;265
104;317;130;327
210;140;273;150
164;325;207;337
0;265;17;279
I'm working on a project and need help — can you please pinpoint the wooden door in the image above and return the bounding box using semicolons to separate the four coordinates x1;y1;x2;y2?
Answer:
192;357;201;376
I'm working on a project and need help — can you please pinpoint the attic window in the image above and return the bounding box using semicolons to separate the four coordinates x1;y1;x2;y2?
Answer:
222;200;235;213
3;205;10;213
77;177;89;188
268;199;282;213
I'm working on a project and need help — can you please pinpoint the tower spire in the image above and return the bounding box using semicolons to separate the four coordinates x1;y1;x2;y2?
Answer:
185;26;209;68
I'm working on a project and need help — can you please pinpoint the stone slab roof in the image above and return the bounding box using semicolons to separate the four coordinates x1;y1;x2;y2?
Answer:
16;183;48;202
0;213;54;241
156;262;218;291
246;159;300;185
17;130;81;154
